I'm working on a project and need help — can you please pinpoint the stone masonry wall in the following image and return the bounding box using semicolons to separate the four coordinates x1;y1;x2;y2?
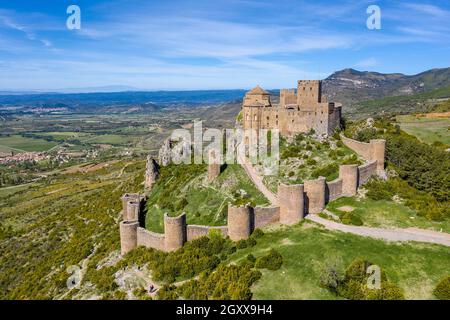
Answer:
358;160;377;186
326;178;343;202
137;227;165;251
187;225;228;241
341;135;371;159
254;206;280;229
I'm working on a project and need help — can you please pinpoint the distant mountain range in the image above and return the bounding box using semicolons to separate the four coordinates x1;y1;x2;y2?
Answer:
322;67;450;106
1;67;449;117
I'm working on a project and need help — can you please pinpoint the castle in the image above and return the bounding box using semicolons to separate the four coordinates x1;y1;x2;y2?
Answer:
118;79;386;255
242;80;342;136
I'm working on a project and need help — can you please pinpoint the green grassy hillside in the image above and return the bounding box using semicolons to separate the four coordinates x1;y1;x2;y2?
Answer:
145;164;269;233
0;160;144;299
229;222;450;300
349;86;450;118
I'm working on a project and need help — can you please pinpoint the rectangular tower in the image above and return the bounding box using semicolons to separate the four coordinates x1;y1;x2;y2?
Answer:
297;80;322;106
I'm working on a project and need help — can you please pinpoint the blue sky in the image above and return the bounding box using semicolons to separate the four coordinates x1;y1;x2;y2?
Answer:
0;0;449;91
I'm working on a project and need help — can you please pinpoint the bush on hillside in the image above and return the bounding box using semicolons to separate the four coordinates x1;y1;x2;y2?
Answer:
321;258;405;300
433;276;450;300
255;249;283;271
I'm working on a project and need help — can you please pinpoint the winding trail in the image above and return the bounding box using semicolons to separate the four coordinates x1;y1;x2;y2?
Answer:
239;157;450;247
306;214;450;247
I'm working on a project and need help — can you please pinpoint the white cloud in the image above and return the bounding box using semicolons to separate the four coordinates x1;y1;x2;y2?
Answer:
354;57;377;69
403;3;450;18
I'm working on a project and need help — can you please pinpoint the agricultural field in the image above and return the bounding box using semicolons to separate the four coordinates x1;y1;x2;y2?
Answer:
396;114;450;146
0;135;58;153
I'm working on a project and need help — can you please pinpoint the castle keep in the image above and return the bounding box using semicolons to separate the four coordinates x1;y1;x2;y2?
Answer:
242;80;341;136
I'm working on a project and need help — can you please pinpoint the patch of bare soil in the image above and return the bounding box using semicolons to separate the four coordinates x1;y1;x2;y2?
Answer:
337;205;355;212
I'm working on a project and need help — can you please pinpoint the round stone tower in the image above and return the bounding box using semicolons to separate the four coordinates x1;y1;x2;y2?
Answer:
119;220;139;255
304;177;326;214
277;183;304;225
121;193;140;220
227;204;252;241
164;213;187;252
126;201;141;221
339;164;358;196
370;139;386;171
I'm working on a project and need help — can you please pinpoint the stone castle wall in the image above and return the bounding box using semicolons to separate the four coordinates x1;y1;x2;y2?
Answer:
187;225;228;241
119;220;139;255
227;205;253;241
254;206;280;229
340;135;371;159
326;178;343;202
137;227;165;251
339;164;358;196
341;136;385;172
119;134;385;254
357;160;378;186
278;184;304;225
304;177;326;214
164;213;186;252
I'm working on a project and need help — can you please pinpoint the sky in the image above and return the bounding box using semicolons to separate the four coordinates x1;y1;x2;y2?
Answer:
0;0;449;91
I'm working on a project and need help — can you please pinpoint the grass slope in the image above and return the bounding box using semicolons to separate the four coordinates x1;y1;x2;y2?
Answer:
396;114;450;146
326;197;450;233
228;223;450;300
0;160;144;299
145;164;269;233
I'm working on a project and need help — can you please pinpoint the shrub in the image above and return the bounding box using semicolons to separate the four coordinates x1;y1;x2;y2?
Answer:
341;212;363;226
433;276;450;300
306;158;317;166
319;257;345;293
251;228;264;239
176;265;262;300
311;163;338;180
236;239;248;249
157;284;179;300
329;259;405;300
255;249;283;271
336;149;345;157
342;154;359;165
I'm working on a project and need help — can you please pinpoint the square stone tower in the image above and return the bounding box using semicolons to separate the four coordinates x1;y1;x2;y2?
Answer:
297;80;322;106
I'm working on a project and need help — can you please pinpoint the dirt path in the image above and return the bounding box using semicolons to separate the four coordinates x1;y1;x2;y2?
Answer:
306;214;450;247
239;158;450;247
238;153;278;205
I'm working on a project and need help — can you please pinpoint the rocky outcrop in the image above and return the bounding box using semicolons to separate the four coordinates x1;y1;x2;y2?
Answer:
145;156;160;190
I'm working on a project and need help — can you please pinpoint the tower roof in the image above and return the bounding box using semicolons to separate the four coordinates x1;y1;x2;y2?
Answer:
247;85;269;95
